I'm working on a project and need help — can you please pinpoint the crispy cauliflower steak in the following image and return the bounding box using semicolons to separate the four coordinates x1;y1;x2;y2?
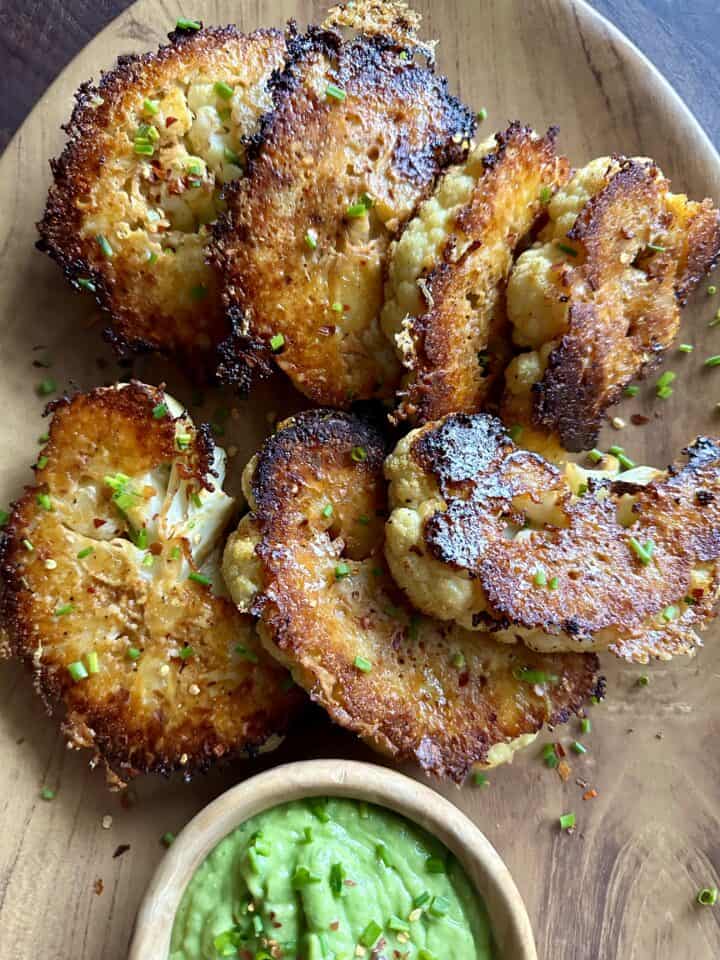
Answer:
383;123;570;423
211;26;475;404
503;157;720;451
222;409;601;782
37;26;286;376
0;383;303;784
385;412;720;662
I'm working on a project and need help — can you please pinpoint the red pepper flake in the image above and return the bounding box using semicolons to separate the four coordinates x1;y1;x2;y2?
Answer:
166;116;177;127
556;742;566;758
344;878;357;887
93;517;107;528
330;920;340;931
149;541;162;555
631;414;650;426
583;788;598;800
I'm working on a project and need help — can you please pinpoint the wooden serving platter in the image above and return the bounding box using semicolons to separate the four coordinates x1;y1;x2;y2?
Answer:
0;1;719;957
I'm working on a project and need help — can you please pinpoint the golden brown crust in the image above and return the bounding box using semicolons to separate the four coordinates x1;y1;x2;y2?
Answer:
37;26;285;379
0;383;303;784
235;409;601;782
406;413;720;660
514;159;720;451
397;124;570;423
211;26;475;405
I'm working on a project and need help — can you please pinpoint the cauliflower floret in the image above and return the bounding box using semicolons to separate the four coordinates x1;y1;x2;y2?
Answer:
0;382;302;785
38;27;286;375
385;412;720;662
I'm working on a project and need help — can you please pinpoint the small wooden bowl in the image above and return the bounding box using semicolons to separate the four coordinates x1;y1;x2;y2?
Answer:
129;759;537;959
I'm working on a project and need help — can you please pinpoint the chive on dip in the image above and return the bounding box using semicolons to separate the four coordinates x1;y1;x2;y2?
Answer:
170;797;494;959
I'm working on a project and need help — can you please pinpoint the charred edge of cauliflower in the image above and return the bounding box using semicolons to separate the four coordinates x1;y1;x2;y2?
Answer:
0;381;302;784
36;26;285;366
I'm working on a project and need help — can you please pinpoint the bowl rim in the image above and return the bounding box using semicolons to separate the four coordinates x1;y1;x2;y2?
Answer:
128;758;537;960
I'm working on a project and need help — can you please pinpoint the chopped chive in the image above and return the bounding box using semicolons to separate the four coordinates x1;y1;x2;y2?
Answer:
36;455;48;470
656;385;673;399
351;445;367;462
77;277;96;293
556;241;578;257
170;545;181;561
234;644;259;663
376;843;391;866
708;285;718;296
346;194;374;218
133;528;148;550
142;553;154;568
305;229;318;251
161;832;175;847
223;147;241;166
628;536;654;565
388;915;410;933
637;674;650;687
86;650;100;675
331;301;343;313
543;744;559;768
580;717;591;734
539;185;553;204
548;576;559;590
354;656;372;673
656;371;676;389
335;562;350;580
40;786;56;801
190;284;207;301
588;448;604;463
425;856;445;874
451;651;466;669
330;861;345;895
358;801;369;819
68;661;88;682
508;424;523;442
270;332;285;352
188;571;211;586
309;798;330;822
413;891;431;910
514;667;558;685
647;242;665;253
359;921;382;948
36;378;57;397
429;895;450;918
179;645;194;660
662;604;679;622
322;503;334;518
705;355;720;367
325;83;347;101
624;385;639;397
214;81;234;100
418;952;437;960
176;18;201;30
678;344;694;353
559;812;576;830
476;107;488;122
152;402;168;419
697;887;718;906
533;568;547;587
176;434;192;450
143;98;160;115
55;603;74;617
22;539;34;552
134;141;154;156
191;491;202;509
571;741;587;755
96;235;113;258
301;826;313;844
127;647;141;661
472;771;489;787
218;106;232;122
147;251;158;265
292;866;321;888
36;492;52;511
0;510;8;527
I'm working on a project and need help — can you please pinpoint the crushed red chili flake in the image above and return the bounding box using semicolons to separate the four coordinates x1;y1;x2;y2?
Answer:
330;921;340;931
631;414;650;426
166;117;177;127
93;878;104;895
149;541;163;555
93;518;107;528
556;742;566;758
113;844;131;858
583;789;598;800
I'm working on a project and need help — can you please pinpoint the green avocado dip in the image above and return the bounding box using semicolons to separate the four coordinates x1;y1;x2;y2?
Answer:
170;797;495;960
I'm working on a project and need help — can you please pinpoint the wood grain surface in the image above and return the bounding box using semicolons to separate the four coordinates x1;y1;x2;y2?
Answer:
1;2;720;959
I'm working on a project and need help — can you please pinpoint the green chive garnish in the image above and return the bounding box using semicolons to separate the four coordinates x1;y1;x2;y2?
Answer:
335;562;350;579
346;194;374;218
191;491;202;509
143;98;160;115
330;862;345;895
705;355;720;367
359;921;382;948
68;661;88;682
708;285;718;296
305;229;318;250
331;301;343;312
472;771;489;787
559;812;576;830
429;895;450;918
556;241;578;257
678;343;694;353
588;448;604;463
656;371;676;389
134;142;154;156
37;378;57;397
637;674;650;687
213;81;233;101
388;915;410;933
662;604;679;622
571;741;587;755
425;856;445;874
223;147;241;166
55;603;74;617
36;492;52;511
322;503;333;518
647;242;665;253
96;235;113;258
161;831;175;847
188;571;211;586
533;568;547;587
152;403;168;419
292;866;321;888
539;185;553;204
580;717;591;734
624;385;639;397
176;434;192;450
628;536;654;565
179;645;194;660
476;107;488;122
325;83;347;101
127;647;141;661
234;644;259;663
508;424;523;441
514;667;558;685
77;277;96;293
354;656;372;673
86;650;100;675
543;743;559;768
0;510;8;527
351;445;367;462
40;787;56;801
376;843;391;866
270;332;285;352
22;539;34;552
697;887;718;906
176;18;201;30
36;456;48;470
451;651;466;669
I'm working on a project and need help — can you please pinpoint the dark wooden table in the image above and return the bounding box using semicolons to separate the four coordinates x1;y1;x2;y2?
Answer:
0;0;719;152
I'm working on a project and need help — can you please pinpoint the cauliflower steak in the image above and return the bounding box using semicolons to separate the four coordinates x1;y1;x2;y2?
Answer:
0;382;303;784
222;409;601;782
211;25;475;403
385;412;720;662
37;25;286;377
382;123;570;423
503;156;720;451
